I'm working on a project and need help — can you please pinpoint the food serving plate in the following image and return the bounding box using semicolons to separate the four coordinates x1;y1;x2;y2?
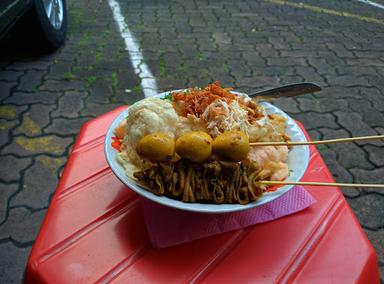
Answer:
105;91;310;214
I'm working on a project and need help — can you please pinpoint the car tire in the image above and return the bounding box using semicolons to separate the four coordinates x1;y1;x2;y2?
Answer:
19;0;67;52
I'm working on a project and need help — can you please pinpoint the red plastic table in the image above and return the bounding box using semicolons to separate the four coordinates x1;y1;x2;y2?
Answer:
25;106;380;283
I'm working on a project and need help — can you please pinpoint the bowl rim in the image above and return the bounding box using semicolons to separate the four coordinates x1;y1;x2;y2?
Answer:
104;90;310;214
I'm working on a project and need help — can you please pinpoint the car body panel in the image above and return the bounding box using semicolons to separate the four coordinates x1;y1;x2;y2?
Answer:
0;0;32;39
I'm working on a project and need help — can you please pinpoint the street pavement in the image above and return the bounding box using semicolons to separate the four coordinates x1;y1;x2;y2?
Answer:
0;0;383;282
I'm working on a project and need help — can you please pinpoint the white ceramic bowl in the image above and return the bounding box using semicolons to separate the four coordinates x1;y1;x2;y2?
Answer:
105;91;310;213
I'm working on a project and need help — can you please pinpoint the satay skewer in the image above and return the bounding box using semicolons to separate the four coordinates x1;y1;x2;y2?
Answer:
249;135;384;147
257;180;384;188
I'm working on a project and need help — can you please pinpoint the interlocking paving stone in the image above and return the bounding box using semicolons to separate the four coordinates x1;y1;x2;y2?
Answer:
350;167;384;195
364;145;384;168
326;75;372;87
52;91;88;118
348;194;384;230
272;98;301;114
0;207;47;243
294;112;339;130
46;61;72;80
363;88;384;112
15;104;56;136
319;128;375;170
45;117;92;136
0;70;24;82
4;91;62;105
87;78;114;103
15;70;47;92
0;104;27;120
0;120;16;148
0;243;31;284
0;81;17;101
365;229;384;264
0;184;18;223
335;111;381;144
297;97;349;113
6;59;53;71
39;79;85;92
0;156;31;183
316;146;360;198
2;136;73;156
347;98;384;127
11;156;65;209
315;86;361;100
80;102;124;118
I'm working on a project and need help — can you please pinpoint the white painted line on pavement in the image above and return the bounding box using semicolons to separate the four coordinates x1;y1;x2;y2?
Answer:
355;0;384;10
107;0;158;97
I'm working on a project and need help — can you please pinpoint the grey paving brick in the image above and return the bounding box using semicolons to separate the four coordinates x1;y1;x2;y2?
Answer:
379;265;384;284
0;70;24;82
80;102;124;117
39;80;85;92
0;243;31;284
15;104;56;136
0;207;47;243
0;184;18;223
326;43;355;58
87;78;113;103
362;88;384;112
347;194;384;230
6;59;52;71
307;129;322;141
346;98;384;128
375;127;384;135
11;156;65;209
4;91;62;105
316;146;360;198
345;58;384;67
319;128;374;170
363;145;384;168
2;135;73;156
334;111;381;146
325;75;371;87
295;66;327;86
0;120;16;148
297;97;349;113
314;86;361;100
272;98;301;114
52;91;88;118
267;57;307;67
368;75;384;92
294;112;339;130
46;61;72;80
45;117;91;136
0;104;27;121
236;76;279;90
307;57;337;76
15;70;47;92
350;168;384;195
364;229;384;264
259;66;296;77
0;81;17;101
0;156;32;183
336;66;379;77
278;75;306;85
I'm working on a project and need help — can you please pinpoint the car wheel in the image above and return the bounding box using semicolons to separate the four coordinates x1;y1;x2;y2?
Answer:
32;0;67;50
14;0;67;53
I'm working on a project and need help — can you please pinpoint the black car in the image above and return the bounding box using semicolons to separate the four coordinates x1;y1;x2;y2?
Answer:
0;0;67;51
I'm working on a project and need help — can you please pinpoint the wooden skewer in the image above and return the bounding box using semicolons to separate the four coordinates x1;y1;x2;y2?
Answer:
249;135;384;146
257;180;384;188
